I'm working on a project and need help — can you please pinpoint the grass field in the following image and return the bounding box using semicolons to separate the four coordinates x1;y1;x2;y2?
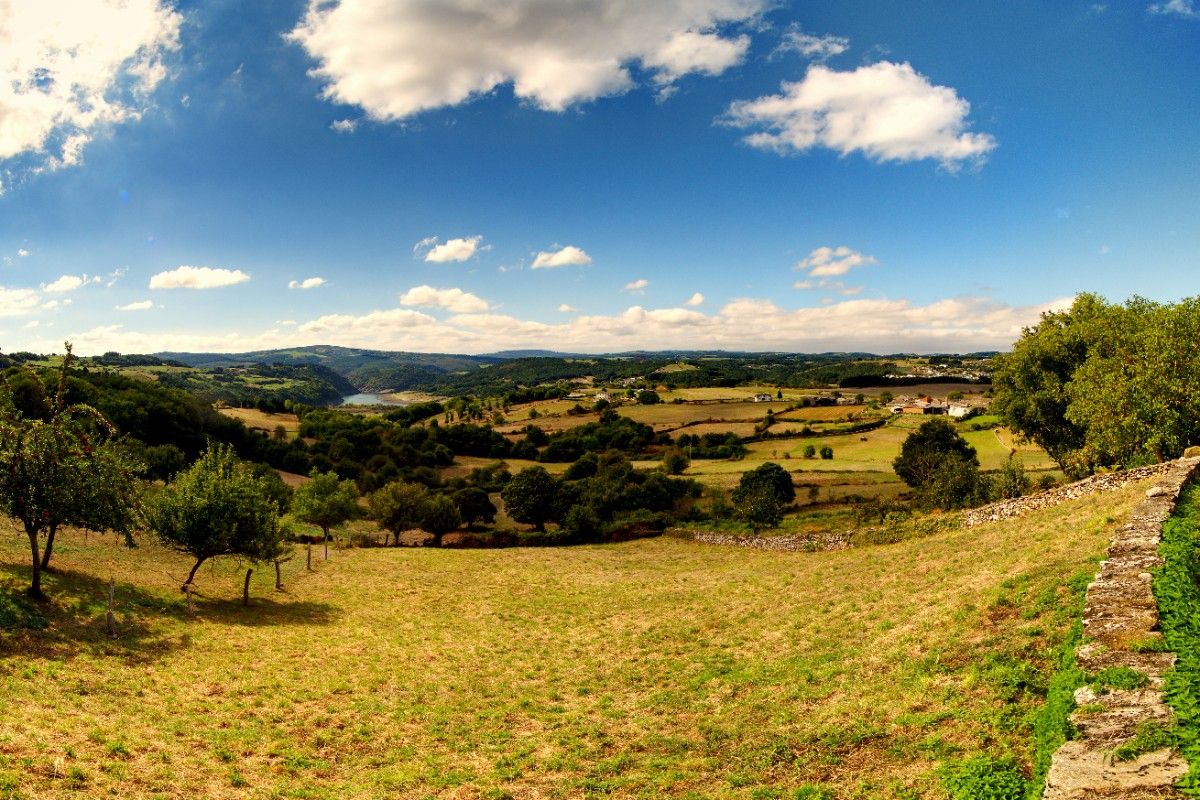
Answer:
217;408;302;440
0;481;1146;798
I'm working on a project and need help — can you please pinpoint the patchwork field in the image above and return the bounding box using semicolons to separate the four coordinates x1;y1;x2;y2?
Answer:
0;482;1146;798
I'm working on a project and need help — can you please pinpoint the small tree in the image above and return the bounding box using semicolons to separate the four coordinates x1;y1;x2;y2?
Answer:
994;455;1031;499
421;494;462;546
734;462;796;507
501;466;561;532
0;347;143;598
893;418;979;490
734;483;783;531
147;444;285;591
802;444;816;459
369;482;430;545
661;447;690;475
636;390;661;405
452;487;497;529
820;445;834;460
292;469;359;558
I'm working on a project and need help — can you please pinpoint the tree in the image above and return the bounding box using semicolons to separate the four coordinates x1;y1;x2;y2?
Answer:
636;389;661;405
819;446;833;460
420;494;462;545
291;470;358;558
994;455;1031;500
802;444;816;459
147;443;285;591
920;453;990;510
501;466;562;532
369;482;430;544
734;482;783;531
661;447;690;475
733;462;795;507
893;418;979;491
0;348;144;598
452;487;497;529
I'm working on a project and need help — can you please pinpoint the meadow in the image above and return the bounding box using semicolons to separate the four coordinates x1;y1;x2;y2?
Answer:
0;481;1147;799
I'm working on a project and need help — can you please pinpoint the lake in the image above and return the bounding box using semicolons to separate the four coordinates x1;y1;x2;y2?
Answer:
339;393;409;406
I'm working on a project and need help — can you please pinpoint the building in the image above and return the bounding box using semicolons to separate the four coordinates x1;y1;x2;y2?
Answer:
752;393;773;402
949;404;978;419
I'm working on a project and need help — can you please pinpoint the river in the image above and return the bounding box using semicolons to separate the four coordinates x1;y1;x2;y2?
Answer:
339;393;409;406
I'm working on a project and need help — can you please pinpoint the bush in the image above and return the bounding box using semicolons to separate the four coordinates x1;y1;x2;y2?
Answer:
994;455;1031;499
802;444;816;459
661;447;690;475
734;483;783;531
636;390;661;405
819;446;833;460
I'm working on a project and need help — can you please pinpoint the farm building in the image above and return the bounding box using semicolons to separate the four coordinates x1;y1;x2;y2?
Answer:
752;393;773;402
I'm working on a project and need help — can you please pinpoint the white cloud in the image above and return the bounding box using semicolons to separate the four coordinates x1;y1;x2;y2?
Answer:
685;292;705;306
532;245;592;269
795;245;877;277
17;248;29;257
105;266;128;287
330;118;358;133
724;61;997;168
0;286;40;316
289;276;327;290
1150;0;1198;17
42;274;99;293
288;0;766;120
399;284;489;313
25;293;1073;357
774;27;849;61
0;0;181;172
624;278;649;293
558;303;577;313
149;266;251;290
415;235;486;263
115;299;153;311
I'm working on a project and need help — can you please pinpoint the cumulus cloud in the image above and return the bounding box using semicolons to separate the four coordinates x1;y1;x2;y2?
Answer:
558;303;578;313
415;235;486;263
23;293;1074;357
532;245;592;269
289;276;327;290
399;284;489;313
774;27;849;61
149;266;251;290
288;0;766;120
0;286;40;316
724;61;997;168
42;274;100;293
624;279;650;294
795;246;877;277
685;292;705;306
116;299;153;311
0;0;181;173
17;248;29;257
1150;0;1198;16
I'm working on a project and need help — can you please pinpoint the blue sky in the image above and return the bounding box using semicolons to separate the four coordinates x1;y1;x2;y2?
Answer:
0;0;1197;355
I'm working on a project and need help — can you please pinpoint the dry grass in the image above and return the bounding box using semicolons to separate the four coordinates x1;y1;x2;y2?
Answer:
0;482;1146;798
216;408;301;440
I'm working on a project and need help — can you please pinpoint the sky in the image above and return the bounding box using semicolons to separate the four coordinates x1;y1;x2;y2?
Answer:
0;0;1197;356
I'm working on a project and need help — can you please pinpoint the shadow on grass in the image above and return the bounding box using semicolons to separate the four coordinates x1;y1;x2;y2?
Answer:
0;562;340;664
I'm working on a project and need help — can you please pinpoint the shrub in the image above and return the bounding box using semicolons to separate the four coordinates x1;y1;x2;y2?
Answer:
802;444;816;459
819;446;833;460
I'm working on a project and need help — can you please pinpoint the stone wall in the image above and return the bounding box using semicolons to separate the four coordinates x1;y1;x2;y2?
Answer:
667;528;850;552
964;462;1182;528
1042;456;1200;800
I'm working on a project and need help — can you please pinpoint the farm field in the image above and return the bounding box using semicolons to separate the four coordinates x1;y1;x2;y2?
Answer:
217;408;302;439
0;481;1145;798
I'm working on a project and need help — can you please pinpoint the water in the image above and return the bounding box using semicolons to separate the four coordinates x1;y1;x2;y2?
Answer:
339;393;409;406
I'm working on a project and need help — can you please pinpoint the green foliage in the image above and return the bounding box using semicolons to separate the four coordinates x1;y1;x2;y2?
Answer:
564;452;599;480
451;487;497;528
369;482;431;535
0;349;145;596
1151;484;1200;794
802;444;816;459
938;755;1027;800
419;494;462;541
291;470;359;537
501;467;563;532
1112;721;1176;762
1028;618;1086;796
636;389;661;405
661;447;690;475
994;293;1200;475
994;456;1032;500
147;443;285;586
893;417;979;490
733;482;783;531
537;410;656;462
734;462;796;506
819;445;833;460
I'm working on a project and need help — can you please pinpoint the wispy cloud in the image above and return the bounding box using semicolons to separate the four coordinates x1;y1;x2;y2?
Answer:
116;300;154;311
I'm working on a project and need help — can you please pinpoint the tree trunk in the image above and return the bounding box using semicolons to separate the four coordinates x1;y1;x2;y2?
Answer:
40;523;58;572
27;528;44;600
242;568;253;606
306;543;312;571
181;557;206;592
274;560;283;591
323;527;329;560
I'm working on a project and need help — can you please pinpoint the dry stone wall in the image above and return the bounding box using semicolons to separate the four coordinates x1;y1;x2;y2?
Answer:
1042;456;1200;800
965;462;1182;527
